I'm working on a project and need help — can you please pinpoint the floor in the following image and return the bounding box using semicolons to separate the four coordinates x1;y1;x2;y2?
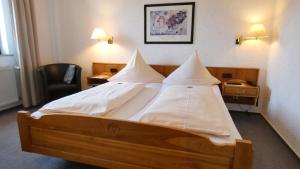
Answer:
0;107;299;169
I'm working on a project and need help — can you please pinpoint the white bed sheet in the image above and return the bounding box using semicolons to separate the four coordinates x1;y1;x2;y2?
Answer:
129;85;241;145
102;83;162;119
32;83;241;145
36;82;145;117
31;83;162;119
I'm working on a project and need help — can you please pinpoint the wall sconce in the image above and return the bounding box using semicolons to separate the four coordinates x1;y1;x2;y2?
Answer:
235;24;269;45
91;28;113;44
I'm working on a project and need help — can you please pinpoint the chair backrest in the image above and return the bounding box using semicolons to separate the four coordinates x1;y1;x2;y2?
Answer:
41;63;81;84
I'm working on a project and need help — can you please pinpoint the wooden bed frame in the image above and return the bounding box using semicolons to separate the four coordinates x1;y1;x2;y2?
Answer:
17;64;258;169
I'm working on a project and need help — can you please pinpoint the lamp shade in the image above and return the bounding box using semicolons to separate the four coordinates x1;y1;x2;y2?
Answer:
248;24;268;38
91;28;108;40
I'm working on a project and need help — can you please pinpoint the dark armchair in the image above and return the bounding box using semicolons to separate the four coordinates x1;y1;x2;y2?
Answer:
38;63;82;102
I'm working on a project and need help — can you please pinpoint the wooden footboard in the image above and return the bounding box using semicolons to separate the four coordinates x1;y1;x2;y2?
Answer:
17;111;252;169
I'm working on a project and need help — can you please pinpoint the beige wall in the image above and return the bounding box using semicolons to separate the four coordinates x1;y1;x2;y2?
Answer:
265;0;300;157
33;0;276;113
33;0;57;65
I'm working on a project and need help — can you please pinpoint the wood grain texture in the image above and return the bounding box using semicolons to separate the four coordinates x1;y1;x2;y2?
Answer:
17;111;253;169
233;140;253;169
17;111;31;151
223;86;259;97
92;63;259;85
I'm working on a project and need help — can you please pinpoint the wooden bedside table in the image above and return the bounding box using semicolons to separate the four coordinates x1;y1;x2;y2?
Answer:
222;81;260;106
87;73;113;87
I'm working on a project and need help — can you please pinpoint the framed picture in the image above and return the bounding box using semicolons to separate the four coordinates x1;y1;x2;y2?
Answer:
144;2;195;44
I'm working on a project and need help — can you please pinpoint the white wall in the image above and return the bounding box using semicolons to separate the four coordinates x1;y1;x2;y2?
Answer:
264;0;300;157
33;0;276;112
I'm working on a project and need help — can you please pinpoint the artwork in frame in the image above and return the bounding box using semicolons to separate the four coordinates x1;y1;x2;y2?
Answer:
144;2;195;44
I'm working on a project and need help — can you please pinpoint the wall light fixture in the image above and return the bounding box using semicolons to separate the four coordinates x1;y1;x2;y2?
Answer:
235;24;269;45
91;28;113;44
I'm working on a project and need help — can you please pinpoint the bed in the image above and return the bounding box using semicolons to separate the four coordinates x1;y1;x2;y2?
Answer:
17;63;258;169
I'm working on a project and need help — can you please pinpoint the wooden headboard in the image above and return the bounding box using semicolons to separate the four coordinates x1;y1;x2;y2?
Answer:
93;63;259;85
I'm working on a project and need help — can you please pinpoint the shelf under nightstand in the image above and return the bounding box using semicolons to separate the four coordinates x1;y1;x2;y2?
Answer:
222;82;260;106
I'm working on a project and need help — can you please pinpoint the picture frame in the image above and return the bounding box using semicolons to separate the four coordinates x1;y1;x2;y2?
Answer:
144;2;195;44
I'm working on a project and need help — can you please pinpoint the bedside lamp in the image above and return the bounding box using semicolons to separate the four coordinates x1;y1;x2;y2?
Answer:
235;24;269;45
91;28;113;44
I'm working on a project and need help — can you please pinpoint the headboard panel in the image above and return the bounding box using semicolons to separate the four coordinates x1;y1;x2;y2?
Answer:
92;63;259;85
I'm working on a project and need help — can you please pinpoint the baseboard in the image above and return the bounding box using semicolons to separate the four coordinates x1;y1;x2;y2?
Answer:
0;100;21;112
261;113;300;158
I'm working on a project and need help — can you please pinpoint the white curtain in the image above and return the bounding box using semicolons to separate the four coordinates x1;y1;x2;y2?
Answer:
11;0;41;107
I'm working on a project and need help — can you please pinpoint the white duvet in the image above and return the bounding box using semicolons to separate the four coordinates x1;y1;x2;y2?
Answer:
38;82;144;117
140;85;231;136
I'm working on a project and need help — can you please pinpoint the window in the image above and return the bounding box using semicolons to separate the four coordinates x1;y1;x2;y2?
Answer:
0;0;14;56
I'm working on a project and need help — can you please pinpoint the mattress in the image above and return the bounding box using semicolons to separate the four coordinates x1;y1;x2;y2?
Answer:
32;83;241;145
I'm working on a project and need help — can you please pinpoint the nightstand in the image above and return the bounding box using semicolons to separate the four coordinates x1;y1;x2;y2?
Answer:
87;73;113;87
222;82;260;106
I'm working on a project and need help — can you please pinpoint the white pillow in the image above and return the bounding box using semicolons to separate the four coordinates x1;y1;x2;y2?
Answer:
108;50;165;83
163;51;220;85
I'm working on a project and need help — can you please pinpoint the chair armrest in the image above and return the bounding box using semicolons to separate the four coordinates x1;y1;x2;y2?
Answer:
37;67;49;100
74;66;82;91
